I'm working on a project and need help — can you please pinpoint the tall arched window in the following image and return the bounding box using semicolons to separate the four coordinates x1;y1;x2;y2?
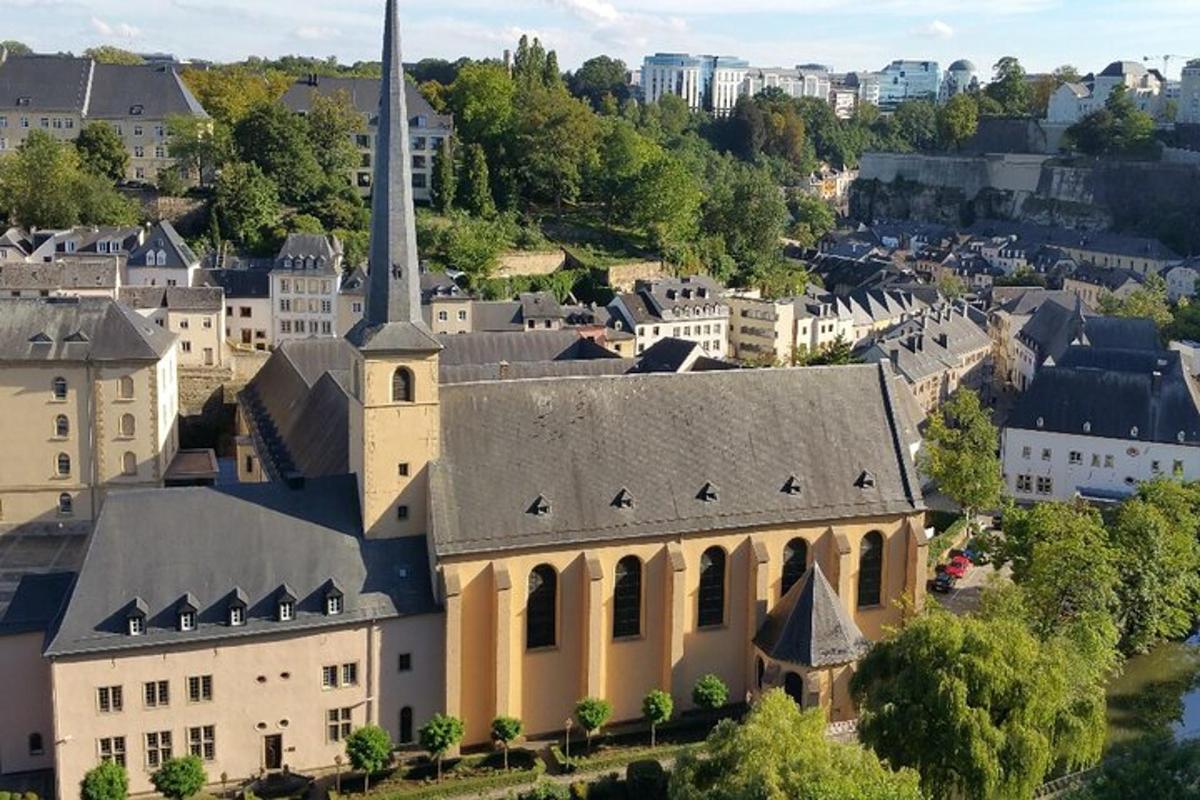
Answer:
698;547;726;628
118;375;134;399
58;493;73;516
857;531;884;609
526;564;557;649
54;415;69;438
122;452;137;476
392;368;413;403
613;556;642;638
781;538;808;596
52;376;67;400
56;453;71;477
399;707;414;744
120;414;135;437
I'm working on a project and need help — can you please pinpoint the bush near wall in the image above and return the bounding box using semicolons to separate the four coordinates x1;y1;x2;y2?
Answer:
329;753;545;800
549;742;698;775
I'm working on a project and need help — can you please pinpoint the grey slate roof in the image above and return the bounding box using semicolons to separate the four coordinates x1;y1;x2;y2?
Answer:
429;363;922;557
437;331;617;367
0;297;175;362
753;563;870;668
1018;303;1160;367
440;359;633;385
0;260;119;290
118;287;223;312
520;292;563;320
0;56;92;111
201;268;271;300
44;477;438;657
1008;347;1200;445
128;221;198;270
274;233;341;274
280;76;452;129
86;63;207;118
0;572;74;637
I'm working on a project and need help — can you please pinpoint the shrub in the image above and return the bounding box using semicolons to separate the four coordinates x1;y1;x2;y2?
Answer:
81;760;128;800
625;760;666;800
419;713;465;782
569;781;590;800
692;674;729;711
575;697;614;752
641;690;673;747
150;755;206;800
518;779;569;800
490;715;523;771
587;774;625;800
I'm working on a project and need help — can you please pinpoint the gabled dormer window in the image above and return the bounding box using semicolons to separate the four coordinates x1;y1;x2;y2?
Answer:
127;599;147;636
612;488;634;509
278;599;294;621
179;611;195;631
697;482;719;502
229;605;245;626
325;581;344;616
527;495;551;517
781;475;803;495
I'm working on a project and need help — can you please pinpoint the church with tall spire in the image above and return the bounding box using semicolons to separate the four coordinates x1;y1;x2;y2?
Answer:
0;2;930;795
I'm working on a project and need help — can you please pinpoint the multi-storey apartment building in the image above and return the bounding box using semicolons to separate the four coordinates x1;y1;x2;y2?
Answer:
270;234;343;344
281;75;452;202
201;268;273;352
608;276;730;356
741;66;831;102
1047;61;1167;123
0;297;179;526
119;287;225;368
0;51;208;182
126;221;201;288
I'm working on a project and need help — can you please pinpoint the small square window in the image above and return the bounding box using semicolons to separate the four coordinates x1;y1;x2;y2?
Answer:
398;653;412;672
398;463;410;477
1041;448;1052;461
1104;455;1115;468
397;505;409;520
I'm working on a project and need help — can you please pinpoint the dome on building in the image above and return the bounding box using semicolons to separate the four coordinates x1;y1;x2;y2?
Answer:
948;59;976;73
1100;60;1146;77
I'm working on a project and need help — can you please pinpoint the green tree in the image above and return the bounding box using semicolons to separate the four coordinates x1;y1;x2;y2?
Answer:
512;84;600;211
419;713;465;782
1098;273;1172;329
305;89;362;176
76;122;129;182
431;137;457;214
81;760;128;800
936;272;968;300
181;66;292;126
167;114;230;188
786;193;836;249
891;100;938;151
938;93;980;151
801;335;858;366
574;697;613;752
852;608;1100;800
985;56;1033;116
156;165;187;197
691;674;729;711
345;725;392;792
627;154;702;253
234;102;326;204
149;755;206;800
1066;735;1200;800
569;55;631;110
490;716;523;770
447;62;516;149
919;389;1003;522
83;46;144;65
702;161;788;276
1108;481;1200;653
1;41;32;56
0;130;136;228
670;689;923;800
214;161;281;251
595;117;659;217
642;689;674;747
459;143;495;217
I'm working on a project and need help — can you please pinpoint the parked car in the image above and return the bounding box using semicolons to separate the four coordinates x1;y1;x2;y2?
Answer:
944;557;969;579
965;538;991;565
931;571;957;593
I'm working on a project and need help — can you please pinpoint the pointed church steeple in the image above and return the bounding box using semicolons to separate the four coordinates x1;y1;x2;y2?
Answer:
347;0;441;352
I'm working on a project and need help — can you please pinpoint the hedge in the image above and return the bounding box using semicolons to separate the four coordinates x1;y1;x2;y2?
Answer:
329;758;544;800
549;742;698;775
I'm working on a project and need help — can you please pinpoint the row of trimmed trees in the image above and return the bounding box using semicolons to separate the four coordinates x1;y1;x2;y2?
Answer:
82;755;207;800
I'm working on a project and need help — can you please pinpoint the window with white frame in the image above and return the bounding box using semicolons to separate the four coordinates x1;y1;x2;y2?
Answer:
188;725;215;761
98;736;126;767
97;685;123;713
145;731;172;768
1016;474;1032;493
187;675;213;703
1069;451;1083;465
1036;476;1053;495
143;680;169;708
327;708;353;742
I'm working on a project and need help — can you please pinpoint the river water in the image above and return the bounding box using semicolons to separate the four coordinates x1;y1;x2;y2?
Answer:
1104;633;1200;747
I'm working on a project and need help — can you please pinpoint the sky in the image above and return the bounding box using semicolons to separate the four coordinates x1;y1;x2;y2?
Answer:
4;0;1200;80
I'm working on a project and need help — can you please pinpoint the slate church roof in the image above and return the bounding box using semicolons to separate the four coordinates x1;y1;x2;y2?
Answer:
44;477;438;657
753;563;870;668
429;363;923;556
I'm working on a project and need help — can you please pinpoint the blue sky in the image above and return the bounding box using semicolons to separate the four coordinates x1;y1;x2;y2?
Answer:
4;0;1199;79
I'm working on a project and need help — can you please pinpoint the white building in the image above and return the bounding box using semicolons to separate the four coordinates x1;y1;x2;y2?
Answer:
270;234;343;344
1165;258;1200;301
940;59;978;102
1180;60;1200;124
126;221;201;288
202;268;273;351
741;66;831;102
1047;60;1166;123
640;53;749;116
878;60;940;110
609;276;730;356
1002;347;1200;503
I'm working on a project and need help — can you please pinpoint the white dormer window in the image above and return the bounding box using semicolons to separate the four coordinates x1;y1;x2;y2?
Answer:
65;240;76;253
229;606;245;626
327;595;343;616
278;600;294;621
129;616;145;636
179;611;196;631
156;250;167;266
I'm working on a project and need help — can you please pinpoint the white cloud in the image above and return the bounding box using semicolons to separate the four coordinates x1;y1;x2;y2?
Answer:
90;16;142;39
295;25;342;41
911;19;954;39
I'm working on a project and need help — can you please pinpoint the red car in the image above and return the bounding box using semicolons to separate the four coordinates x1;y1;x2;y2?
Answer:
944;555;971;579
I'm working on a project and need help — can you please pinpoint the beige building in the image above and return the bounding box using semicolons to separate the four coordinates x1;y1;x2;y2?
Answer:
119;287;225;368
0;7;927;798
609;276;730;357
0;53;208;183
0;297;179;526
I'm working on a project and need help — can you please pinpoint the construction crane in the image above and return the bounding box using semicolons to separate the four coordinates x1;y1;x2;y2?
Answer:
1142;54;1194;76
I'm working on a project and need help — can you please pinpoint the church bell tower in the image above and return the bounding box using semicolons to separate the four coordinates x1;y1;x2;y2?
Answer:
346;0;443;539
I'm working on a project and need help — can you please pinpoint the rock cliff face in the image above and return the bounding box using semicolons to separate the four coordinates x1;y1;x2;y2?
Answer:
851;153;1200;253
